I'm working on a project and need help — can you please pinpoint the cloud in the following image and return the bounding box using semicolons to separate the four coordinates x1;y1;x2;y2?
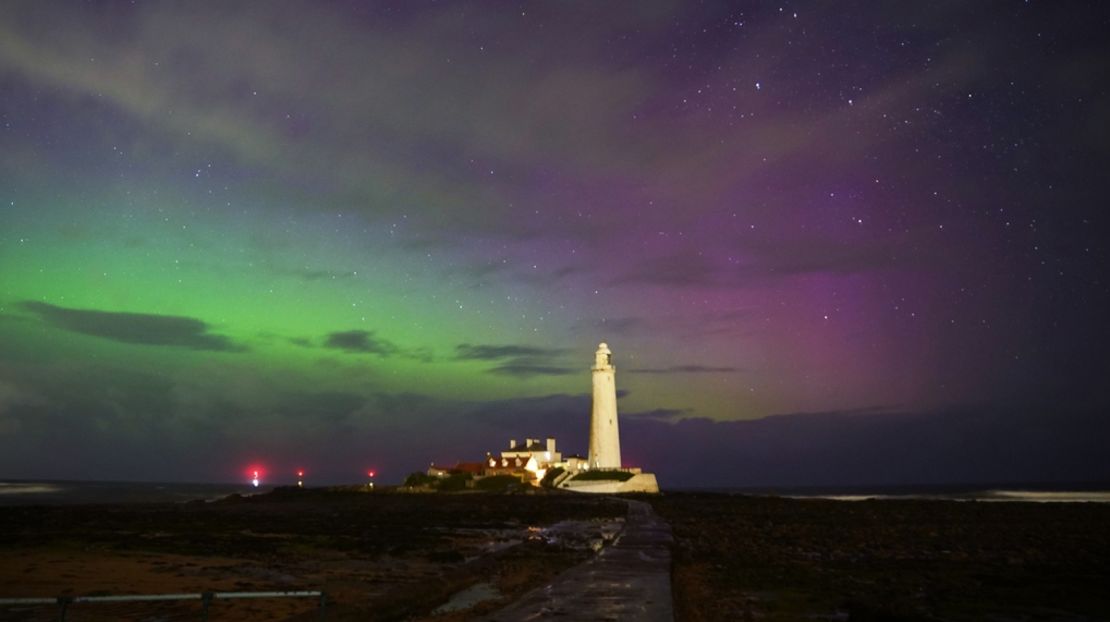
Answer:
736;235;910;278
323;330;398;356
455;344;567;360
310;331;429;362
20;301;242;351
0;2;666;241
455;343;572;378
488;363;575;378
592;317;645;336
0;0;1003;271
3;353;1108;488
274;391;366;424
624;408;690;420
617;404;1110;488
611;252;718;287
611;234;916;289
629;365;738;374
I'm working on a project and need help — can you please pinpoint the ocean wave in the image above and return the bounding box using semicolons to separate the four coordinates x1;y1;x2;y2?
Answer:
0;482;64;495
982;490;1110;503
788;490;1110;503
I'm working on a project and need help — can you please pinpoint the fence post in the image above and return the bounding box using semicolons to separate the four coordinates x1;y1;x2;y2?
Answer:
201;591;214;621
319;591;327;620
56;596;72;622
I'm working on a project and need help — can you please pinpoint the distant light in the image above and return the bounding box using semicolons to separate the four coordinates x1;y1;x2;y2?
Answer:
367;471;375;478
246;466;264;488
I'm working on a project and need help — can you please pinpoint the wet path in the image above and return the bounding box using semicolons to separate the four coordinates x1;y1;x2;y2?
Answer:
489;499;673;621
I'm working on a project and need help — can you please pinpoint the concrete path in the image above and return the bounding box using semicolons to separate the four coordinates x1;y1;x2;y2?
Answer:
488;499;673;621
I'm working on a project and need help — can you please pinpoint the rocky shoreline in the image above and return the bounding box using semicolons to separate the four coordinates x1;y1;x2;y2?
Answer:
650;492;1110;621
6;489;1108;621
0;488;624;621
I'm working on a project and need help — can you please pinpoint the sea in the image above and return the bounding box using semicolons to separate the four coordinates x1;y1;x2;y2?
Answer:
684;482;1110;503
2;479;1110;506
0;480;271;506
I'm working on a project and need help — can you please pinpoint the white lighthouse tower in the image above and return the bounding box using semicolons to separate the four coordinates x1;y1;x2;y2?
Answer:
588;342;622;469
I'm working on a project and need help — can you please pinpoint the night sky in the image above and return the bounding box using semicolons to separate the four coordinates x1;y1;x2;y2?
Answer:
2;2;1108;487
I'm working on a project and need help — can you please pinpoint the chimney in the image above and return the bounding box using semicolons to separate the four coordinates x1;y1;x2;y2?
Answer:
546;438;556;453
509;439;516;449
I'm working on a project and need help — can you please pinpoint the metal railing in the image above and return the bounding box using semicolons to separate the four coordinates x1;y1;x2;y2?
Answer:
0;590;326;621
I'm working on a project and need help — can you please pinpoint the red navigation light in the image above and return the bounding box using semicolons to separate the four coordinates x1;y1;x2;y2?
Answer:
296;470;305;478
367;470;376;478
246;465;264;488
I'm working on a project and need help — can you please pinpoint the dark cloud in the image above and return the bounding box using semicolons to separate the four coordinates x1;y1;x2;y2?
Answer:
593;317;645;335
421;397;1109;488
455;344;567;360
736;235;911;278
630;365;738;374
274;391;366;425
488;363;575;378
611;252;718;287
257;259;361;282
293;333;429;362
465;393;591;444
20;301;242;351
323;330;398;356
611;235;919;289
408;347;435;363
3;354;1107;488
618;404;1110;488
624;408;690;420
445;260;512;284
509;264;586;287
455;343;572;378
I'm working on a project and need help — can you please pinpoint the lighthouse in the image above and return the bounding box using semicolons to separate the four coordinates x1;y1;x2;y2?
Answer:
588;342;622;469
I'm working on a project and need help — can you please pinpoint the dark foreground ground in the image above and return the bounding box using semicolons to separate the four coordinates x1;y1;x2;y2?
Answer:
0;488;624;621
4;490;1110;621
650;493;1110;621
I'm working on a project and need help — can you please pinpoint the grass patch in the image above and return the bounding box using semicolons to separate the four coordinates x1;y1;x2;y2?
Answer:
403;472;437;487
540;467;565;488
475;475;522;492
571;470;634;482
438;473;472;492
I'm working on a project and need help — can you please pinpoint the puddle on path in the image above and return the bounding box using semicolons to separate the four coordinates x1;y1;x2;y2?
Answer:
432;581;502;614
489;500;673;621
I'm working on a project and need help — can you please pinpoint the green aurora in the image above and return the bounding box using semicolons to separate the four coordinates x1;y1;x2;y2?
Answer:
2;2;1108;485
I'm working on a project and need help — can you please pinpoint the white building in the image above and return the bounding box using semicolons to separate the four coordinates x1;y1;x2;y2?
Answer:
468;343;658;493
588;342;621;469
562;342;659;494
499;437;561;465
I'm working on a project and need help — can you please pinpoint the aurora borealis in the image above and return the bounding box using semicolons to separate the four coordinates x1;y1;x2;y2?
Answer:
1;2;1108;486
